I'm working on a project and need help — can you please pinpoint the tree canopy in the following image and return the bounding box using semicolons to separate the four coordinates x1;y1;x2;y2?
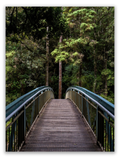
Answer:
6;7;114;105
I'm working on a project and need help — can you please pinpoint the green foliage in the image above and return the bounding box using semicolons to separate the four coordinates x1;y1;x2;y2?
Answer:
51;7;114;103
63;64;79;86
6;40;46;104
6;7;114;104
100;93;114;104
101;69;112;76
81;71;94;91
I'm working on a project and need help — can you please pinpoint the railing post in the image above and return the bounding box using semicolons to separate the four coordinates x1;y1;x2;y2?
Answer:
49;90;50;99
8;116;15;151
31;98;35;125
72;90;74;101
24;105;26;139
71;90;73;100
96;105;98;141
75;91;76;104
81;94;83;115
18;108;24;149
38;95;40;113
86;97;91;126
97;106;104;147
39;93;42;110
76;92;78;106
78;92;80;109
107;116;114;151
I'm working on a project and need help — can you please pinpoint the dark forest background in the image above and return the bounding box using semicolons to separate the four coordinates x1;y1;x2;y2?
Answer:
6;7;114;105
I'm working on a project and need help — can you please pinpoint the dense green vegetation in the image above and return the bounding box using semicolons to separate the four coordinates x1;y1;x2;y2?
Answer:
6;7;114;105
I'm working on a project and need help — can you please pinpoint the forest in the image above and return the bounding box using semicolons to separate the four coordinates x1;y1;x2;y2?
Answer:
6;7;114;105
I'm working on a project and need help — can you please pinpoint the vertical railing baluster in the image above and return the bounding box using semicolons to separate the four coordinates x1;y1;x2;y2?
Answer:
104;119;106;151
113;127;114;151
38;95;40;113
86;97;91;126
78;92;80;110
81;94;83;115
8;127;10;151
75;91;77;105
18;109;24;150
110;124;111;151
14;125;15;151
96;105;98;142
24;105;26;140
14;123;16;151
6;128;7;151
31;98;35;125
97;108;104;148
71;91;73;100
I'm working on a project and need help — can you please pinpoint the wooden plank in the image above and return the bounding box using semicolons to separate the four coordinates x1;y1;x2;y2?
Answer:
20;99;102;152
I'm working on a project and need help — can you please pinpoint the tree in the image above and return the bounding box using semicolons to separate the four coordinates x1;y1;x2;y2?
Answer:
58;34;63;99
51;7;114;102
6;7;114;104
46;26;49;86
6;7;67;101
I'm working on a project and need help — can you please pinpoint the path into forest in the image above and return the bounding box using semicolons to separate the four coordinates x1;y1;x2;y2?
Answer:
21;99;101;151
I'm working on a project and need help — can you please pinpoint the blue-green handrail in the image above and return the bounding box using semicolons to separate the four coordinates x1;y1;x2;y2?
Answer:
6;86;54;151
65;86;114;151
6;86;53;122
66;86;114;119
6;86;45;118
75;86;114;115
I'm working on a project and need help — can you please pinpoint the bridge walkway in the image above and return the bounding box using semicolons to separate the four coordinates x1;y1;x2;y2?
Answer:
20;99;101;151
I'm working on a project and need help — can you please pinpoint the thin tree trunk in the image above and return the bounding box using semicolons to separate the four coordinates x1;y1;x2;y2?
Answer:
46;26;49;86
93;50;97;93
104;48;108;96
58;34;62;99
79;64;82;86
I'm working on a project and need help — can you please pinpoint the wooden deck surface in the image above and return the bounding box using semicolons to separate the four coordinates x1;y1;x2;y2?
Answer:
21;99;101;152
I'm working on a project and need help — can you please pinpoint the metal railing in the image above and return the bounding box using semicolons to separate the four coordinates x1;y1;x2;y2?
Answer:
65;86;114;151
6;86;54;151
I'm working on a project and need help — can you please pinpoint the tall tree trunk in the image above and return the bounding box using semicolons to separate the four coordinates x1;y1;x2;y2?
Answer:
104;47;108;96
58;34;62;99
79;63;82;86
93;50;97;93
46;26;49;86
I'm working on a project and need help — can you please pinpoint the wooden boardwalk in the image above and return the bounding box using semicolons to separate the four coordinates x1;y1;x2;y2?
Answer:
21;99;101;151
